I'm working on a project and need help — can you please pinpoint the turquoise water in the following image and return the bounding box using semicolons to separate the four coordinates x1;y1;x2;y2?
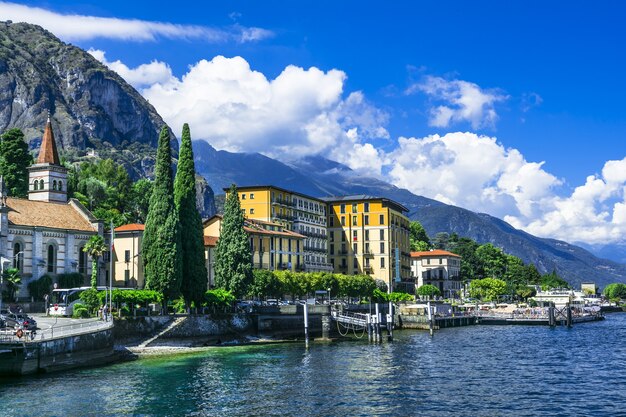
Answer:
2;314;626;417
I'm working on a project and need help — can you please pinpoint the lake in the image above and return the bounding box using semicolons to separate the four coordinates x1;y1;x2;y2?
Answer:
2;313;625;416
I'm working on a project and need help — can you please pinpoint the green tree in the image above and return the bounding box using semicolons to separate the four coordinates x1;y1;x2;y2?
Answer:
432;232;450;250
416;284;441;298
83;235;107;288
475;243;507;279
174;124;208;309
214;184;252;298
2;268;21;301
130;178;153;223
540;270;570;290
603;283;626;301
142;127;182;305
409;221;431;251
469;278;508;301
249;269;282;299
0;128;33;198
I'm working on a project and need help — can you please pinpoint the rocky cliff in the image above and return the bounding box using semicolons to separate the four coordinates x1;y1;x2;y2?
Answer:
0;21;170;179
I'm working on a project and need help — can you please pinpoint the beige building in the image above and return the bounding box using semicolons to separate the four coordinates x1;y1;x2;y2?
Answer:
111;223;144;288
410;250;462;298
0;118;102;299
227;185;332;272
203;214;305;272
323;195;411;291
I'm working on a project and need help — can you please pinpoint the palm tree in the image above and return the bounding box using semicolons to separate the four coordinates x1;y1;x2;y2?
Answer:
83;235;107;288
3;268;21;301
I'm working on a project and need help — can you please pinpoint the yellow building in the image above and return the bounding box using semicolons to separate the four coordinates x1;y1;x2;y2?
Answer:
203;215;306;272
226;186;332;272
111;224;144;288
323;195;411;291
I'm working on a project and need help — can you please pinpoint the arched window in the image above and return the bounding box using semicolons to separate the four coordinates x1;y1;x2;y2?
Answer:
39;179;44;190
52;180;57;190
47;244;56;273
78;246;87;274
33;181;38;191
58;181;63;191
13;243;23;271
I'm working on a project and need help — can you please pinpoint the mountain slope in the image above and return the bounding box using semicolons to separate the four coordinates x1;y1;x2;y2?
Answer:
0;21;170;179
193;148;626;288
0;22;215;216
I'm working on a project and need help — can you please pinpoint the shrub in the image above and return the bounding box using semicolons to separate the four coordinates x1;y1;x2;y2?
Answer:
416;284;441;298
79;288;101;314
72;303;90;318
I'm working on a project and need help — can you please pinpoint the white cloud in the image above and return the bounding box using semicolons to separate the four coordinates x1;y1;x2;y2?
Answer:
387;132;561;218
408;76;508;129
0;1;272;42
88;49;175;88
134;55;388;174
93;51;626;246
505;157;626;245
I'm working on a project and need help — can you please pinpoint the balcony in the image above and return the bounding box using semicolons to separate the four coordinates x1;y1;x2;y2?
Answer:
338;249;349;255
363;249;374;257
363;266;373;274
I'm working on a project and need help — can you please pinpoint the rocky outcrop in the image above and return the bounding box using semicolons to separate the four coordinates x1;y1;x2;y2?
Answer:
195;175;217;219
0;21;174;178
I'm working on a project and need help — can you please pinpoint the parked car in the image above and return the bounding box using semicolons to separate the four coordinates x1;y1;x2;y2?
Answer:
3;313;37;330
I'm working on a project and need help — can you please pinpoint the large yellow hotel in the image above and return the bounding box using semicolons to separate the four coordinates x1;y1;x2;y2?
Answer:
231;186;411;290
323;195;412;291
226;185;333;273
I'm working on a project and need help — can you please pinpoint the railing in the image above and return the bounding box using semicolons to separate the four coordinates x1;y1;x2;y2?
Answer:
0;319;113;344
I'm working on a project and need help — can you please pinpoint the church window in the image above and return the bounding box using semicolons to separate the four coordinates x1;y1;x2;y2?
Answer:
58;181;63;191
33;181;38;191
53;180;57;190
79;246;87;274
13;243;23;272
47;244;56;273
39;179;44;190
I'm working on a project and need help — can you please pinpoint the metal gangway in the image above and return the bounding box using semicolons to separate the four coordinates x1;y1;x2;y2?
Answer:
331;307;390;341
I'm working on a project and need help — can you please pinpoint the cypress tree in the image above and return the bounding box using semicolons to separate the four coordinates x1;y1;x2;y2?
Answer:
0;128;33;198
174;123;208;309
142;127;182;305
214;184;252;298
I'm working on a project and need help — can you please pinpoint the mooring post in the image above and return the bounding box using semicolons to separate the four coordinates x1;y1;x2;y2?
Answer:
427;300;434;336
375;303;381;342
548;304;554;327
387;301;393;341
304;302;309;347
567;303;573;328
321;308;331;340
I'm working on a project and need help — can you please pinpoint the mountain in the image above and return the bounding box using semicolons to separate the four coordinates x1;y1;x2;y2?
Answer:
0;21;215;216
0;21;171;179
192;147;626;289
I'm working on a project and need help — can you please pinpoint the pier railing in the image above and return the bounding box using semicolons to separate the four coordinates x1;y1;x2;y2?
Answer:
0;319;113;344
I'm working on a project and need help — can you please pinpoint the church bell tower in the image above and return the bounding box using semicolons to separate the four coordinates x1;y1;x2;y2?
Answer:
28;116;68;203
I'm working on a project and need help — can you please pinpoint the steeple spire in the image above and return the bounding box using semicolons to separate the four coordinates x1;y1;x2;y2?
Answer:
37;115;60;165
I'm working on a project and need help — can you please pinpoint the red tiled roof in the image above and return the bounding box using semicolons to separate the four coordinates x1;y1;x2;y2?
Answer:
115;223;145;232
36;118;60;165
410;250;461;258
6;197;97;232
204;236;218;247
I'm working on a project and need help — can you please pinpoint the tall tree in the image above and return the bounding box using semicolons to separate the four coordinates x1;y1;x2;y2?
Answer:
174;124;208;309
409;221;431;251
83;235;107;288
0;128;33;198
142;127;182;304
214;184;252;298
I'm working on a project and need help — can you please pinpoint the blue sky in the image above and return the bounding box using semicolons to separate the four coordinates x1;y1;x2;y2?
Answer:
2;1;626;247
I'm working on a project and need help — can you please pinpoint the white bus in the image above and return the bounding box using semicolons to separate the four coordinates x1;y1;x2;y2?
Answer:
48;286;109;316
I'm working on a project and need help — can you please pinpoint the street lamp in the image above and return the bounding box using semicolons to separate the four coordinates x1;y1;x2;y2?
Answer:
327;287;331;305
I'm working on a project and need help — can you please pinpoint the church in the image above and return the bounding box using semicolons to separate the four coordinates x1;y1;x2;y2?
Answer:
0;118;103;300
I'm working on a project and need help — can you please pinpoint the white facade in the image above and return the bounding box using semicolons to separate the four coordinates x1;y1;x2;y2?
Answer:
411;250;462;299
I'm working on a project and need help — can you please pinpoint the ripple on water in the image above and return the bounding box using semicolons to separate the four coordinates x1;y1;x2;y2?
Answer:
1;315;626;417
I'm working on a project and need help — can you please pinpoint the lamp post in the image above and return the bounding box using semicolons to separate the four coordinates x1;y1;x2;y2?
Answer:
327;287;331;305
